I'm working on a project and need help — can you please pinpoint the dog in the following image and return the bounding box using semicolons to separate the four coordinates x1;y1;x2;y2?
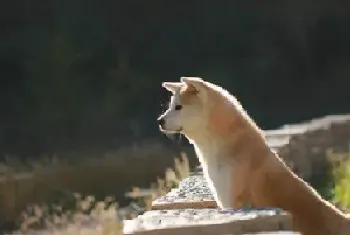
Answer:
157;77;350;235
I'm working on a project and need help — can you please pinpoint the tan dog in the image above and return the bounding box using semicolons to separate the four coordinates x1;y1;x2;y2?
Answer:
157;77;350;235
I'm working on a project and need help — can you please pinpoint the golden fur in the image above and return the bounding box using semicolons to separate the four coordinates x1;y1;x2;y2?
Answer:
158;77;350;235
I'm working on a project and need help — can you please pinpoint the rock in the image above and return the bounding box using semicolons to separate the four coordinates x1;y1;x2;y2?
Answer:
277;114;350;181
152;174;217;210
124;208;294;235
141;114;350;235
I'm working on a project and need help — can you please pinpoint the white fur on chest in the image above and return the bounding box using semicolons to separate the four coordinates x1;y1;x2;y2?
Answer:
193;143;234;209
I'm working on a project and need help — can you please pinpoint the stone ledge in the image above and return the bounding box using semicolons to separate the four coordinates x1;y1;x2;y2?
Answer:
137;114;350;235
239;233;299;235
152;174;217;210
124;208;294;235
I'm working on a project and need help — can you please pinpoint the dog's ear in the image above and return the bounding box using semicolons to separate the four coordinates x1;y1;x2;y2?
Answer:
181;77;207;101
162;82;183;93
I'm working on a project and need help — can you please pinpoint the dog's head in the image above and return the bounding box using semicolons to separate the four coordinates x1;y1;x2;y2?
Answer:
157;77;210;137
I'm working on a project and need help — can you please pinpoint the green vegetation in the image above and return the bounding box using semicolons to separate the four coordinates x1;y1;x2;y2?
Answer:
331;153;350;211
321;144;350;212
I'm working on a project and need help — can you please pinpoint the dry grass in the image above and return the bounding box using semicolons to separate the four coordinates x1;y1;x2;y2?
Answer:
0;144;185;226
7;152;190;235
124;152;190;211
18;195;123;235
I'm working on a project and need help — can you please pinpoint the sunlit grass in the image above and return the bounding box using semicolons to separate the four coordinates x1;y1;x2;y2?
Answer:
0;144;187;226
9;152;190;235
327;145;350;211
18;195;123;235
331;161;350;210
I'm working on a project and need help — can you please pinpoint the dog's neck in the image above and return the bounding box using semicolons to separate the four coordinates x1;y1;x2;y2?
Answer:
185;129;224;164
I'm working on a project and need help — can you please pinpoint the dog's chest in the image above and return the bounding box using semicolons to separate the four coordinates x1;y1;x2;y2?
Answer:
194;144;234;209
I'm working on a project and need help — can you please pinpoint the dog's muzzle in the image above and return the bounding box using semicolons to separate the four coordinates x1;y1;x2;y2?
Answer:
157;117;165;129
157;117;182;133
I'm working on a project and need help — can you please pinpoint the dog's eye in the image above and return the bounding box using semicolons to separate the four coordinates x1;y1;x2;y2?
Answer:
175;105;182;111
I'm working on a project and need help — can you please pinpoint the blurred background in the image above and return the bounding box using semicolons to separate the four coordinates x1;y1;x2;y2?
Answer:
2;0;350;233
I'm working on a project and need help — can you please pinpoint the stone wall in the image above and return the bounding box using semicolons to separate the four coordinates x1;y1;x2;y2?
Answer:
124;114;350;234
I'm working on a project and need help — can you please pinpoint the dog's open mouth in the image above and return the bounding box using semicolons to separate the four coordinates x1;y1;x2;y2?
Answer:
160;126;182;133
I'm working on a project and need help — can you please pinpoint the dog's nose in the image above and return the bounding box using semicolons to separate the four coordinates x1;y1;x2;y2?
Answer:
158;118;165;127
